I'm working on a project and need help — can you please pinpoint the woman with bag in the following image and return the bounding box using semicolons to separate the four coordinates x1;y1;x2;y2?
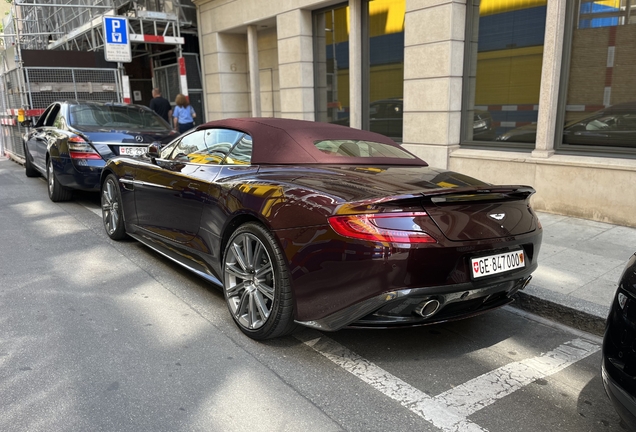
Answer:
173;94;196;133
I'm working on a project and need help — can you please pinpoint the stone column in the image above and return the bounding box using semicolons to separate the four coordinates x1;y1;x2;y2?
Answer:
247;25;262;117
201;32;250;121
277;9;315;120
532;0;567;158
349;0;363;130
402;1;466;169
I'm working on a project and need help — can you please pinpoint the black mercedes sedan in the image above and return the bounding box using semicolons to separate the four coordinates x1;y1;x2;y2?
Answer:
23;101;177;201
602;253;636;430
100;118;542;341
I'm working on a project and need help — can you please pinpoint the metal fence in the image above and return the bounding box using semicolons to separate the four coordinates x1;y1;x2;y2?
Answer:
1;65;121;161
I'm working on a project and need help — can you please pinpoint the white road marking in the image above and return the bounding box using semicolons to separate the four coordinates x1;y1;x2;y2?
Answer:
296;330;599;432
434;338;599;417
296;330;487;432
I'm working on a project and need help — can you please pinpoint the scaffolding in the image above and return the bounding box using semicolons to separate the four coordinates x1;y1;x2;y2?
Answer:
0;0;201;159
3;0;196;52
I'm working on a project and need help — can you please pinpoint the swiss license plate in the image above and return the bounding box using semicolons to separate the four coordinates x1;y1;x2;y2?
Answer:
119;146;146;156
471;250;525;279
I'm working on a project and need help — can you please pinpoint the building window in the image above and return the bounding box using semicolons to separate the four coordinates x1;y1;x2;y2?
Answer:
462;0;547;147
313;0;405;143
314;4;350;126
557;0;636;155
367;0;405;143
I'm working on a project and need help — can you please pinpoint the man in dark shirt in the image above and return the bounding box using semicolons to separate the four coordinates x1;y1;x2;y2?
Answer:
149;88;172;124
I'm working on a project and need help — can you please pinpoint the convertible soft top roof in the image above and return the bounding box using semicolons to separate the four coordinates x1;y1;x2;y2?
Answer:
197;117;428;166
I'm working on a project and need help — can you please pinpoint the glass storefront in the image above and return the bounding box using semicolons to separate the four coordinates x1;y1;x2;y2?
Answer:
367;0;405;142
559;0;636;153
314;0;405;142
314;5;350;126
462;0;547;146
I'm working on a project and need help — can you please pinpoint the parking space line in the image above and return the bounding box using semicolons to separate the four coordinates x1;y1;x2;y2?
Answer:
296;330;487;432
296;330;599;432
434;338;599;417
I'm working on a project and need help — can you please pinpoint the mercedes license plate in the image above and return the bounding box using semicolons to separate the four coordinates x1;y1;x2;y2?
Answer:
120;146;146;156
471;250;525;279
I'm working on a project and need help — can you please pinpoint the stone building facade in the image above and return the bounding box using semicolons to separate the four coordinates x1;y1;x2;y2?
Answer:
193;0;636;226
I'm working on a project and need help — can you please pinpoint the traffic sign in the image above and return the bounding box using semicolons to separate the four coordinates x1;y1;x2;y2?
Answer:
103;16;131;63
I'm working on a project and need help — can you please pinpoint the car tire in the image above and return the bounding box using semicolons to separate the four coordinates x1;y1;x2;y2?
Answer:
223;222;297;340
23;144;40;178
47;157;72;202
101;174;127;240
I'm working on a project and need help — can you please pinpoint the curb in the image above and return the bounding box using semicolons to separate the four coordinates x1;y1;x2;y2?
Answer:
511;291;607;336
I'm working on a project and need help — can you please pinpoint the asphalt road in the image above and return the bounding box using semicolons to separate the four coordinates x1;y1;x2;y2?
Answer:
0;157;625;431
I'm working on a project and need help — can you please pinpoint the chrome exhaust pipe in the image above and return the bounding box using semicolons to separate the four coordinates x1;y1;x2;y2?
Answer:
521;275;532;290
415;299;441;318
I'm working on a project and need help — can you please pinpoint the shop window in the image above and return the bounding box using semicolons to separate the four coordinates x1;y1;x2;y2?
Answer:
367;0;405;143
313;0;405;143
558;0;636;154
314;4;350;126
462;0;547;147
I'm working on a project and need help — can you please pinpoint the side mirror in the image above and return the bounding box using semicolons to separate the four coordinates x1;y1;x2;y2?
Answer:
147;143;160;159
20;119;33;127
148;143;161;163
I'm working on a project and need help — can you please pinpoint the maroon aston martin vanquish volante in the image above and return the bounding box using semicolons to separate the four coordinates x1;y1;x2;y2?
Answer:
100;117;542;340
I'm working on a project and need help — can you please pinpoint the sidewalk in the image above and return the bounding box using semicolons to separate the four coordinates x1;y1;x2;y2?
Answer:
512;211;636;335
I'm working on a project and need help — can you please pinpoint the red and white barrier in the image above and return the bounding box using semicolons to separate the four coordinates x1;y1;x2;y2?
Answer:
130;34;184;44
122;75;131;104
5;108;45;116
178;56;189;101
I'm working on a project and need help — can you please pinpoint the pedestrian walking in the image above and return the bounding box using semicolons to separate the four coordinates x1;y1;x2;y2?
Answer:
149;87;172;124
173;94;196;134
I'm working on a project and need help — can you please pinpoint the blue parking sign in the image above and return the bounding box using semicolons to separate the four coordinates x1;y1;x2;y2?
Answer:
103;16;131;62
104;17;128;44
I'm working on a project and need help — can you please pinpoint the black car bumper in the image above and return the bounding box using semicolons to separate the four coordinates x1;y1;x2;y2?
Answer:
54;156;105;191
602;358;636;430
295;272;533;331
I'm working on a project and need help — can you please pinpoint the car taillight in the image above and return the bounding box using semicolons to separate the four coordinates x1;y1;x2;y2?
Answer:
328;212;437;244
68;135;102;160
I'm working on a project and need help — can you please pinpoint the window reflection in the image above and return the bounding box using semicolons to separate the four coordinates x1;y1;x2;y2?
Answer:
368;0;404;142
313;1;405;143
561;0;636;151
314;5;350;125
463;0;547;145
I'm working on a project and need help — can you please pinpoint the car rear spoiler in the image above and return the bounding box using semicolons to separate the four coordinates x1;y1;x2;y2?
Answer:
424;185;536;204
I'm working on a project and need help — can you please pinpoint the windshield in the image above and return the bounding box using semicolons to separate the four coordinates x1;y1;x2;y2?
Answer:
70;105;170;131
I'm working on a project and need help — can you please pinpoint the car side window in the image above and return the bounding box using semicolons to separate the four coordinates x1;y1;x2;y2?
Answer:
52;110;66;129
35;105;55;128
44;105;61;127
224;134;253;165
167;130;208;162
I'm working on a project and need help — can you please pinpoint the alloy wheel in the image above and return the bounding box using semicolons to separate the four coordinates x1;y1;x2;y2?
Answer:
47;160;55;195
101;178;120;236
224;232;275;330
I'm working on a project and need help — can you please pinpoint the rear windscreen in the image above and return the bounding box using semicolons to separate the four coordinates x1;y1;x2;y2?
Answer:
314;140;417;159
70;105;170;131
